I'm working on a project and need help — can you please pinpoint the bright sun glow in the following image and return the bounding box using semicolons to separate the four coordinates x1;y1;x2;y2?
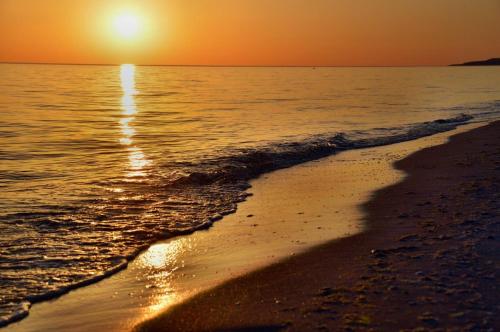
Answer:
113;12;142;39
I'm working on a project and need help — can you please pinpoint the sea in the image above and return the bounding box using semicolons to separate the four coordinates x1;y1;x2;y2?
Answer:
1;64;499;326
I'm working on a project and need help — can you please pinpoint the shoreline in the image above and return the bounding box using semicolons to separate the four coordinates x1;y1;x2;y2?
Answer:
138;121;500;331
0;113;475;329
7;128;399;331
4;122;491;331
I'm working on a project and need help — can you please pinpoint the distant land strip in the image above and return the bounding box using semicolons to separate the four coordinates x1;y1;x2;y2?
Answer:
450;58;500;66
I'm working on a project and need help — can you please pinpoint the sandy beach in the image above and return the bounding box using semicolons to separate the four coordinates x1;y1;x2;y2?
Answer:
5;122;486;331
138;121;500;331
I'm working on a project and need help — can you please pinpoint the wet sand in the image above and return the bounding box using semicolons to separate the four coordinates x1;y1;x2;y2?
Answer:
7;124;479;331
138;121;500;332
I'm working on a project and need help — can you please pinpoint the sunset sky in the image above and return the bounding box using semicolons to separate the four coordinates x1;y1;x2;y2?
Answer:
1;0;499;66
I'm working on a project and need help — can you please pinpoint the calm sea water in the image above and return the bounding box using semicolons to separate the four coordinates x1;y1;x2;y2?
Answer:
1;64;499;325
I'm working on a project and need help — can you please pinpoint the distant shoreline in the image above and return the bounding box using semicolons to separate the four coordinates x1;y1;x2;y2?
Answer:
450;58;500;66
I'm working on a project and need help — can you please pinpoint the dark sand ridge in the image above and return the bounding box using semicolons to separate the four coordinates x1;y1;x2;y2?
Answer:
138;121;500;331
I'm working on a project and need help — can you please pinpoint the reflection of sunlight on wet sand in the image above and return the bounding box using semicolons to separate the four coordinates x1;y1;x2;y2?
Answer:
119;64;151;177
136;240;190;317
139;242;182;269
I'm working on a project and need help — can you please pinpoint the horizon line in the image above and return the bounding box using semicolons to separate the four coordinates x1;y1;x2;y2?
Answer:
0;61;452;68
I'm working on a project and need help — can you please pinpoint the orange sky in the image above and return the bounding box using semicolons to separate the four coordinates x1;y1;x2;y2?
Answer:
1;0;499;66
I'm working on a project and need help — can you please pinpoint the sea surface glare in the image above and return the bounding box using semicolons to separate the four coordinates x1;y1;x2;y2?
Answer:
1;64;499;325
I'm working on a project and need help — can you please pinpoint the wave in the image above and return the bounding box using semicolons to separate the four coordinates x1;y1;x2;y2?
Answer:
170;114;473;187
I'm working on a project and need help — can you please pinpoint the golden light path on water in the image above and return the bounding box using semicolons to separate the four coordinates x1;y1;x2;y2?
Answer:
119;64;151;178
119;64;181;318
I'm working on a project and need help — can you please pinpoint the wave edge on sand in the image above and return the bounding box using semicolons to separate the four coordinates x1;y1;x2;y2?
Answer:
0;113;489;328
137;121;500;332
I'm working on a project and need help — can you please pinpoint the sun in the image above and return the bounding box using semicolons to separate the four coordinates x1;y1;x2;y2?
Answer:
113;12;142;39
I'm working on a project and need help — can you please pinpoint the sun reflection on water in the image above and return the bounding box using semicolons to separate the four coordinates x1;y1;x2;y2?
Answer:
119;64;151;177
120;64;137;95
